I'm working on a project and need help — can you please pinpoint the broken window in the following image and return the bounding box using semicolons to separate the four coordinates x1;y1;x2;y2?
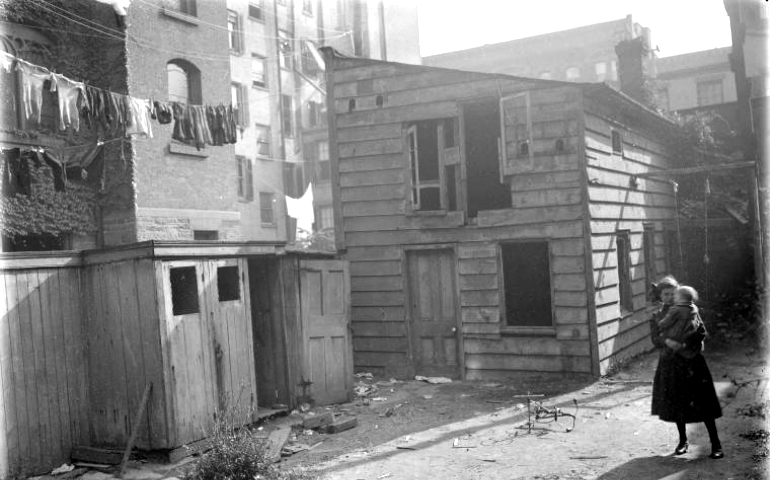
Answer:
501;241;553;327
464;99;511;217
611;129;623;156
406;118;459;212
616;230;633;312
170;266;199;315
217;266;241;302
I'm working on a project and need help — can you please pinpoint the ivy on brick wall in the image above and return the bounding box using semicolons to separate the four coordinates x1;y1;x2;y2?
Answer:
0;161;97;237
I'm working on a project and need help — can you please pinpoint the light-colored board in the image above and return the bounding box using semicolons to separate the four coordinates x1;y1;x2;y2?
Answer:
585;165;674;194
346;246;402;262
509;188;582;208
553;273;588;292
458;258;498;275
508;170;582;191
340;168;404;188
342;199;405;218
5;273;26;470
461;307;500;323
598;321;650;361
350;275;403;292
337;123;403;144
551;256;585;274
460;290;499;307
595;286;621;306
117;262;145;449
351;291;405;307
464;337;590;357
474;208;584;228
350;260;402;277
459;274;499;291
351;320;407;336
588;186;675;207
17;271;42;468
555;324;590;340
353;337;408;353
589;203;674;222
338;137;404;159
337;101;459;129
37;270;64;464
554;291;588;308
0;274;14;474
464;353;591;373
340;183;407;203
553;306;589;324
457;243;497;259
338;153;404;173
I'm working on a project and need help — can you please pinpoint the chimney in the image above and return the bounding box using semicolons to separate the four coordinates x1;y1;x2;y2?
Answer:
614;37;652;106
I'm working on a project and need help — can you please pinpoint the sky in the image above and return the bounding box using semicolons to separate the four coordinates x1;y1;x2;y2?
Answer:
417;0;734;59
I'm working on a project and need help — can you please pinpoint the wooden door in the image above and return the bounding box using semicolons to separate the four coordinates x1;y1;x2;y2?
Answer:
407;249;460;378
206;259;257;423
161;261;216;446
300;259;351;405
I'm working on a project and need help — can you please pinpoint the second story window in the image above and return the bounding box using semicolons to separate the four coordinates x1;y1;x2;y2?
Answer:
611;129;623;156
407;118;459;212
251;54;267;88
260;192;275;224
255;124;271;156
167;59;201;105
595;62;607;82
228;10;243;54
303;0;313;15
237;156;253;201
697;80;723;106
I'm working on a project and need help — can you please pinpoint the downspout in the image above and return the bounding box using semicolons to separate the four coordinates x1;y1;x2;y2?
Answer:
378;0;387;60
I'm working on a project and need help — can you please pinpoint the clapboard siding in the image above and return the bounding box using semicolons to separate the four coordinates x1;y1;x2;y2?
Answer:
0;265;89;477
584;109;677;374
330;56;677;380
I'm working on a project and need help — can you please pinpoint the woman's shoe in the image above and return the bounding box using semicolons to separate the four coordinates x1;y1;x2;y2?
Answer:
674;441;689;455
710;446;724;459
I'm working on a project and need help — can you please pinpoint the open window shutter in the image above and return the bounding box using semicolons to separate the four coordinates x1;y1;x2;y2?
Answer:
499;92;533;182
236;157;244;197
246;159;254;200
239;84;249;126
407;125;419;209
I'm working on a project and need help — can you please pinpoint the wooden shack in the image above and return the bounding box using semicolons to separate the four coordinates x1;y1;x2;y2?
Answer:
322;50;680;378
0;242;351;476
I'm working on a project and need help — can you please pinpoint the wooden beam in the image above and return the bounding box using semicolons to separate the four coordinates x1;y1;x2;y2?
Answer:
632;161;755;179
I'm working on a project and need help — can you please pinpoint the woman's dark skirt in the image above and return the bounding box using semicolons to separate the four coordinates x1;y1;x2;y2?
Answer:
651;350;722;423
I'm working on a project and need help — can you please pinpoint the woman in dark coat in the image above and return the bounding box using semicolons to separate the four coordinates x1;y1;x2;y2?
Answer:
649;276;724;459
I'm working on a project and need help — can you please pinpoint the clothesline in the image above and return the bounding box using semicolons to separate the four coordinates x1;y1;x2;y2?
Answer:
1;50;240;149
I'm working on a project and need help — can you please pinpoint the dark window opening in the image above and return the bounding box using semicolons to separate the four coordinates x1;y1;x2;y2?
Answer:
406;118;460;212
193;230;218;240
555;138;565;152
248;2;263;20
2;233;65;252
281;94;294;137
463;99;510;217
444;118;456;148
502;242;552;327
611;129;623;155
170;266;199;315
217;266;241;301
178;0;197;16
375;94;384;107
617;231;633;312
348;98;356;112
519;141;529;156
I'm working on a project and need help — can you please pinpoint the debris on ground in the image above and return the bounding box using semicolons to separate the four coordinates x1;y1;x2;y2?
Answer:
415;375;452;384
322;415;358;434
302;411;334;430
51;464;75;475
355;372;374;380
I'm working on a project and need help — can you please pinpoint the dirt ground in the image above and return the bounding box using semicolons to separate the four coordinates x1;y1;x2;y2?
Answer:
272;338;768;480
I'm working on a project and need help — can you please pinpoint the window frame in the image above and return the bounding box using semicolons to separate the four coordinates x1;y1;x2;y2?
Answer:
248;1;264;21
167;59;201;105
499;240;555;332
500;92;533;171
255;124;271;157
231;82;249;128
302;0;313;16
616;230;634;313
227;10;243;54
251;53;267;89
611;129;624;156
696;79;724;107
236;156;253;201
178;0;197;16
259;191;275;224
278;30;293;70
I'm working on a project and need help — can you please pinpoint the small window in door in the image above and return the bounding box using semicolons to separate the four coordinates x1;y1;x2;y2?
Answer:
501;241;553;327
170;266;199;315
217;266;241;302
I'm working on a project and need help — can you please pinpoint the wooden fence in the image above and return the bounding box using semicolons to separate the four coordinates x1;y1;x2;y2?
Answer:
0;254;89;478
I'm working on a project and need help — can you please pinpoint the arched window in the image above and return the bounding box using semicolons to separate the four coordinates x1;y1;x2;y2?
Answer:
167;59;202;104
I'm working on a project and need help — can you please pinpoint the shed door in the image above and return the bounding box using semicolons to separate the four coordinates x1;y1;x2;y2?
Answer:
206;259;257;422
162;261;216;445
407;249;460;378
300;259;351;405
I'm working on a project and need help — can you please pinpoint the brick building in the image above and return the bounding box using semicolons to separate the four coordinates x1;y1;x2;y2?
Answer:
0;0;420;251
423;15;652;88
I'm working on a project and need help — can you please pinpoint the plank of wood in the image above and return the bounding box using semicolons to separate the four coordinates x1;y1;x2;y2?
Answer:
38;269;65;464
264;427;291;463
0;274;9;477
167;437;212;464
18;271;43;468
71;446;124;465
117;261;145;449
302;412;334;430
323;416;357;434
118;383;152;478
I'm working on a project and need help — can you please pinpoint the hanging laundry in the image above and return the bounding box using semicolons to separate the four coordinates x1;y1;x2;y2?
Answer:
50;73;86;132
17;62;51;124
38;151;66;192
94;0;131;28
153;100;173;124
286;183;315;239
0;51;14;73
125;97;153;138
0;148;28;197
